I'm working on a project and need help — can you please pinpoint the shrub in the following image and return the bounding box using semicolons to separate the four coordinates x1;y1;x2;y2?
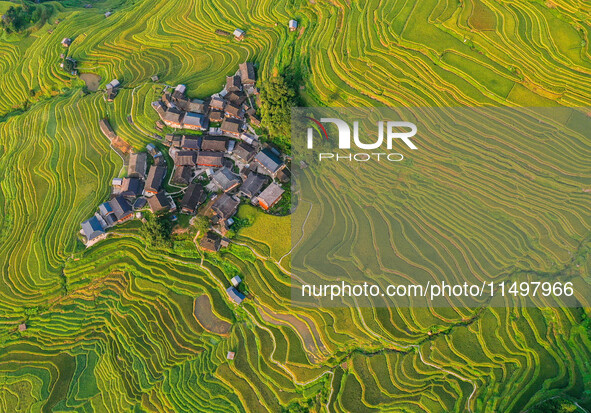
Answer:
140;213;172;248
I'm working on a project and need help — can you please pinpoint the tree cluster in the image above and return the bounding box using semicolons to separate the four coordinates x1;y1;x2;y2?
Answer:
529;397;578;413
61;58;75;73
259;75;297;153
0;3;53;34
140;213;172;249
192;215;211;236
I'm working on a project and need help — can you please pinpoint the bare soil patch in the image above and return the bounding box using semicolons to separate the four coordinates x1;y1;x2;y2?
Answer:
193;294;232;335
79;73;101;91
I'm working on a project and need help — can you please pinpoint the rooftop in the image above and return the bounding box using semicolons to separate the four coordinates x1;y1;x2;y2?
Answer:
226;286;245;304
221;118;241;134
81;216;105;241
145;165;167;193
212;167;241;192
201;135;228;152
147;191;171;213
255;148;284;174
183;112;209;130
181;183;206;213
239;172;267;198
172;165;192;186
239;62;256;84
109;196;133;221
128;152;148;178
211;193;240;220
196;151;224;168
120;177;143;197
233;141;257;163
257;183;285;208
200;231;221;252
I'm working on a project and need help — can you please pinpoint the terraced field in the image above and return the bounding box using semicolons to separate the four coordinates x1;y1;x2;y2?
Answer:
0;0;590;412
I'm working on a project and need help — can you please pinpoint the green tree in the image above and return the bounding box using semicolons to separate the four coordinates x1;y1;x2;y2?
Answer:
192;215;211;236
0;3;53;34
61;58;75;73
140;213;172;249
259;74;296;152
529;398;578;413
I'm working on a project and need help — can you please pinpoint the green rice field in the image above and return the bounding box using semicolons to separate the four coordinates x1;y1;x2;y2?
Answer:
0;0;590;411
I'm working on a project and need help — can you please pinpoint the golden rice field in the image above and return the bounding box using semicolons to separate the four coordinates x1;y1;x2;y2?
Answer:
0;0;590;412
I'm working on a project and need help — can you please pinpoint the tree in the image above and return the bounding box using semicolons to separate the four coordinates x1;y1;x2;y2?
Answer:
259;74;296;152
140;213;172;249
529;398;578;413
0;3;53;34
192;215;210;235
61;58;75;73
1;6;30;33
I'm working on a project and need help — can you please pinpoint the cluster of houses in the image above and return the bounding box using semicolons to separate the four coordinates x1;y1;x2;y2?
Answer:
80;140;173;245
81;62;292;306
81;62;290;256
151;62;260;136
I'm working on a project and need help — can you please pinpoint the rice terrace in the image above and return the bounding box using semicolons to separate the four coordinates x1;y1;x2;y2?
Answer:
0;0;590;412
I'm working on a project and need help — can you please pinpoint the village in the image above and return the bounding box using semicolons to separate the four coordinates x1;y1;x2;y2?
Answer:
81;61;291;306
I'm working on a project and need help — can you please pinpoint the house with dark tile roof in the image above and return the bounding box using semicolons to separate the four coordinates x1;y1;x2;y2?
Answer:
109;196;133;222
145;165;166;194
183;112;209;131
233;141;257;163
172;165;192;186
254;148;285;178
174;151;196;167
209;110;224;123
226;286;245;304
196;151;224;168
172;84;186;99
211;193;240;221
175;98;206;114
224;103;243;120
162;108;184;128
180;136;200;151
128;152;148;178
147;191;172;213
201;136;228;152
239;172;267;199
226;75;242;92
181;183;206;214
225;92;247;106
212;167;241;192
200;231;221;252
81;216;105;241
239;62;256;85
120;177;143;198
209;96;225;111
221;118;242;137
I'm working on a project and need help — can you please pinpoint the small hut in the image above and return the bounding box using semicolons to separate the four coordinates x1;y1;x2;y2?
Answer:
233;29;245;40
289;20;298;32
